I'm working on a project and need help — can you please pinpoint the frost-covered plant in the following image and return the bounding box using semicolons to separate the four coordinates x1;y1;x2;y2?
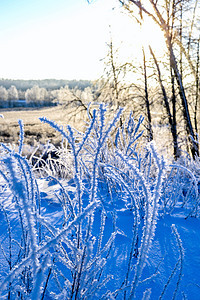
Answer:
100;142;165;299
30;141;74;179
159;224;184;300
162;163;199;218
38;104;123;298
0;105;190;299
0;117;104;298
0;106;125;298
0;133;41;298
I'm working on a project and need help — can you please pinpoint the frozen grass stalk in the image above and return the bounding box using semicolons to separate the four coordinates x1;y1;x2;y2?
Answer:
129;143;165;299
0;105;195;299
159;225;184;300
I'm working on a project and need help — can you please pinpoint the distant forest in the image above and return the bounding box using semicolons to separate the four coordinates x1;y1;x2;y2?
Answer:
0;79;92;91
0;79;93;108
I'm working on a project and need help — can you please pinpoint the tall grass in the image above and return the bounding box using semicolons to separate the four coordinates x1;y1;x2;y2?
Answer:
0;105;197;299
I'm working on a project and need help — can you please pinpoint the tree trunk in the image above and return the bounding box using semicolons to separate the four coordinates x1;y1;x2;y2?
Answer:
169;45;199;158
171;67;179;160
151;0;199;158
149;46;179;159
142;47;153;141
194;36;200;140
179;0;183;79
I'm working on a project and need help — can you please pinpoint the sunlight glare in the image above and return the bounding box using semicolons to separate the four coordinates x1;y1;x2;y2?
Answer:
139;17;165;56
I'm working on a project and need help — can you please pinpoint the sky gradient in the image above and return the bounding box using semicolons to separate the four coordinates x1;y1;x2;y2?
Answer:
0;0;118;80
0;0;165;80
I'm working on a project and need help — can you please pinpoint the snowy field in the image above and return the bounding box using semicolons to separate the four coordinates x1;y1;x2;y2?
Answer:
0;105;200;299
0;105;88;146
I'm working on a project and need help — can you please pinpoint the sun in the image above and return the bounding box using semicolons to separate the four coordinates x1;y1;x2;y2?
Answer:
108;7;166;65
139;16;166;55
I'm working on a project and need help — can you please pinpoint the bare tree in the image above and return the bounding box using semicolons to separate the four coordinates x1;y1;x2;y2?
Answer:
119;0;199;158
142;47;153;141
101;33;136;110
149;46;179;158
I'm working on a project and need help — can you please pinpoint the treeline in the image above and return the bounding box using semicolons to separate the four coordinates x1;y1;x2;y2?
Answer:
0;79;91;91
0;79;92;108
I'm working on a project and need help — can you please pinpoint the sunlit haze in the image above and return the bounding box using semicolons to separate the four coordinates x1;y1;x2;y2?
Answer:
0;0;165;80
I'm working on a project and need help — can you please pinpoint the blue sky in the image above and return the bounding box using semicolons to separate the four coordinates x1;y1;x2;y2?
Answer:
0;0;165;80
0;0;119;80
0;0;81;36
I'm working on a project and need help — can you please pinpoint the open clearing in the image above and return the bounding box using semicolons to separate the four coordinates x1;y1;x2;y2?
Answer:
0;105;89;147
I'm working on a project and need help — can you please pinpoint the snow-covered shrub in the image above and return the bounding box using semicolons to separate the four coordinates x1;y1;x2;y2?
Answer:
0;86;8;108
25;85;53;107
30;142;74;179
7;85;18;101
161;162;200;218
38;104;167;298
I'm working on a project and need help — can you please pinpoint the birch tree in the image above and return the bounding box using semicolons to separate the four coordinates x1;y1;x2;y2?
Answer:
7;85;18;101
0;86;8;101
